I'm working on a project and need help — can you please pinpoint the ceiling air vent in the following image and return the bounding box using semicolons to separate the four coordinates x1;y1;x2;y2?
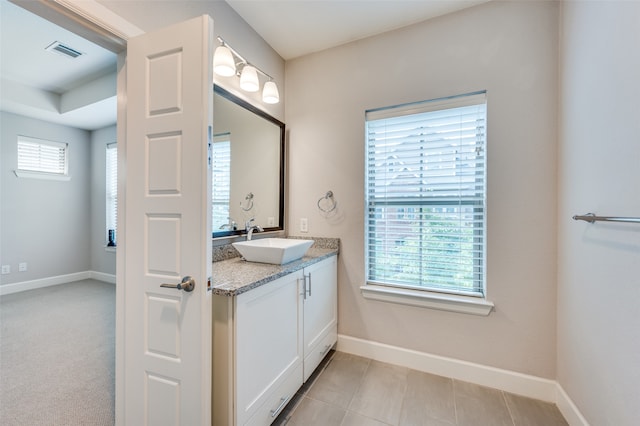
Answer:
45;41;84;59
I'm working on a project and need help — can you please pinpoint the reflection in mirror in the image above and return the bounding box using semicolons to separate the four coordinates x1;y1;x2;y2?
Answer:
212;86;285;238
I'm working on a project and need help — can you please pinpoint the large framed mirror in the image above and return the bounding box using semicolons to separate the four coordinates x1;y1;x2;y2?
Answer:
212;85;285;238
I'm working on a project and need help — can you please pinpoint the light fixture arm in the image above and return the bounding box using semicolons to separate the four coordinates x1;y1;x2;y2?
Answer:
217;36;274;81
215;36;280;104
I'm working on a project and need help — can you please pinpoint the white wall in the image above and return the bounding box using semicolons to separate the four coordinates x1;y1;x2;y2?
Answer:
558;1;640;424
90;124;117;275
0;112;91;285
0;114;116;286
286;1;559;378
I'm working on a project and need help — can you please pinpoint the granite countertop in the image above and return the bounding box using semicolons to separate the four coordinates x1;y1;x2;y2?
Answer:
212;239;339;297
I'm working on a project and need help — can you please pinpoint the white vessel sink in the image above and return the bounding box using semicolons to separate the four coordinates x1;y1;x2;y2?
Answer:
232;238;314;265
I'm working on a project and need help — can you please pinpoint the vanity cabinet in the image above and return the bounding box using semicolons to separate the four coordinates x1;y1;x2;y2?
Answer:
301;256;338;381
212;255;337;426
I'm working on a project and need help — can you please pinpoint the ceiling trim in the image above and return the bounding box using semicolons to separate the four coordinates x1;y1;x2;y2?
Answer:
9;0;142;53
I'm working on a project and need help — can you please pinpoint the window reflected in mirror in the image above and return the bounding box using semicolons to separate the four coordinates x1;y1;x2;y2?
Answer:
212;133;232;231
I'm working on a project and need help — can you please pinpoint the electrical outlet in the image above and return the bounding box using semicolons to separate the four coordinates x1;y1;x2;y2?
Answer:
1;265;10;275
19;262;28;272
300;218;308;233
267;217;275;226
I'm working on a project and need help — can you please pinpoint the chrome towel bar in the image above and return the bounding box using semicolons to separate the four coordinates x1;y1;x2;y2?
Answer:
573;213;640;224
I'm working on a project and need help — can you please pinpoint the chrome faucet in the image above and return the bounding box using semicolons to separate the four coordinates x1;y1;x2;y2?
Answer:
219;217;237;230
245;218;263;241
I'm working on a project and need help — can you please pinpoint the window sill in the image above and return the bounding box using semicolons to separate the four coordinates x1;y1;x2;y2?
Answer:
360;284;494;316
14;170;70;181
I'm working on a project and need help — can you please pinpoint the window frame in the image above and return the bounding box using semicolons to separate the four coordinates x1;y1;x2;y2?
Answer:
362;92;493;315
14;135;70;181
106;143;117;248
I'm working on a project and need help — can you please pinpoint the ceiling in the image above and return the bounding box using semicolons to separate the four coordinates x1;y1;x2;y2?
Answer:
0;0;118;131
0;0;485;131
225;0;488;60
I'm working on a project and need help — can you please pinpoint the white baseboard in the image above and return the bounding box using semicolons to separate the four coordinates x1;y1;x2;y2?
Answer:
0;271;116;295
90;271;117;284
556;383;590;426
338;334;557;402
337;335;590;425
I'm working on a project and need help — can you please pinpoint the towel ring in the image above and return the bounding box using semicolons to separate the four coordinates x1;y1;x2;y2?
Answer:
241;192;254;211
317;190;337;213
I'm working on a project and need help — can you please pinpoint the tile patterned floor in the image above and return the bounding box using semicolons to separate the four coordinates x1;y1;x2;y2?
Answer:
274;351;568;426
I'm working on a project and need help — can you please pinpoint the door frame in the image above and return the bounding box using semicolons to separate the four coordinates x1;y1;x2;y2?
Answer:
11;1;213;423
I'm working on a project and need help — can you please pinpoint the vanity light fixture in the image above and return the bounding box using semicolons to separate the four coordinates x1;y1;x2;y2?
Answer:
262;80;280;104
213;44;236;77
213;36;280;104
240;65;259;92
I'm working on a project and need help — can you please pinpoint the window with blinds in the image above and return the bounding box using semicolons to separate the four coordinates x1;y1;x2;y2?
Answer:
365;92;487;297
212;134;231;231
17;136;68;176
106;143;117;246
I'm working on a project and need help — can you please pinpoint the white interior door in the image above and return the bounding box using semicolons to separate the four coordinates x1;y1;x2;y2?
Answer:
123;15;213;425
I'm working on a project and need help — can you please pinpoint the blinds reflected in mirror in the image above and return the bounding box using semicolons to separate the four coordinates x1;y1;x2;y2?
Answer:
212;133;231;231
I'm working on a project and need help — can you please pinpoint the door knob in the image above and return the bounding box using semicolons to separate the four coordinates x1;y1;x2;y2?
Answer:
161;276;195;292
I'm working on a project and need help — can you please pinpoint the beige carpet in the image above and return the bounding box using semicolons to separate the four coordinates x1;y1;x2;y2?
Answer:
0;279;115;425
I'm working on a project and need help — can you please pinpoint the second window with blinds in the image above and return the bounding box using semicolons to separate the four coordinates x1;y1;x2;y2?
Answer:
106;143;117;247
363;92;492;315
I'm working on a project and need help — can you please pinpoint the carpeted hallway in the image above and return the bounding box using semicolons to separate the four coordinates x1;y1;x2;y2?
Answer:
0;280;115;425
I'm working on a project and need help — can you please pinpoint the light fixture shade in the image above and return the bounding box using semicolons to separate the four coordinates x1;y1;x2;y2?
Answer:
240;65;260;92
213;46;236;77
262;81;280;104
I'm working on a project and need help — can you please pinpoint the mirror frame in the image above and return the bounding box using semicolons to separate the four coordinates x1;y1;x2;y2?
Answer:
212;85;285;238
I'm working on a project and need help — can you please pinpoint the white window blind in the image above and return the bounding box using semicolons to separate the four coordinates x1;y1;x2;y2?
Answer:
212;134;231;231
106;143;117;246
365;92;487;297
17;136;68;175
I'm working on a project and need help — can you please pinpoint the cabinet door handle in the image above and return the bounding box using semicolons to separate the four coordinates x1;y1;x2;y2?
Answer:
270;395;290;417
300;276;307;300
305;273;312;297
320;344;332;357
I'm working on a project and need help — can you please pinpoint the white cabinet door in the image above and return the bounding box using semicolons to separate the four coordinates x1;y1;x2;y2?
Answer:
302;256;338;381
212;255;338;425
235;272;304;425
124;15;213;426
